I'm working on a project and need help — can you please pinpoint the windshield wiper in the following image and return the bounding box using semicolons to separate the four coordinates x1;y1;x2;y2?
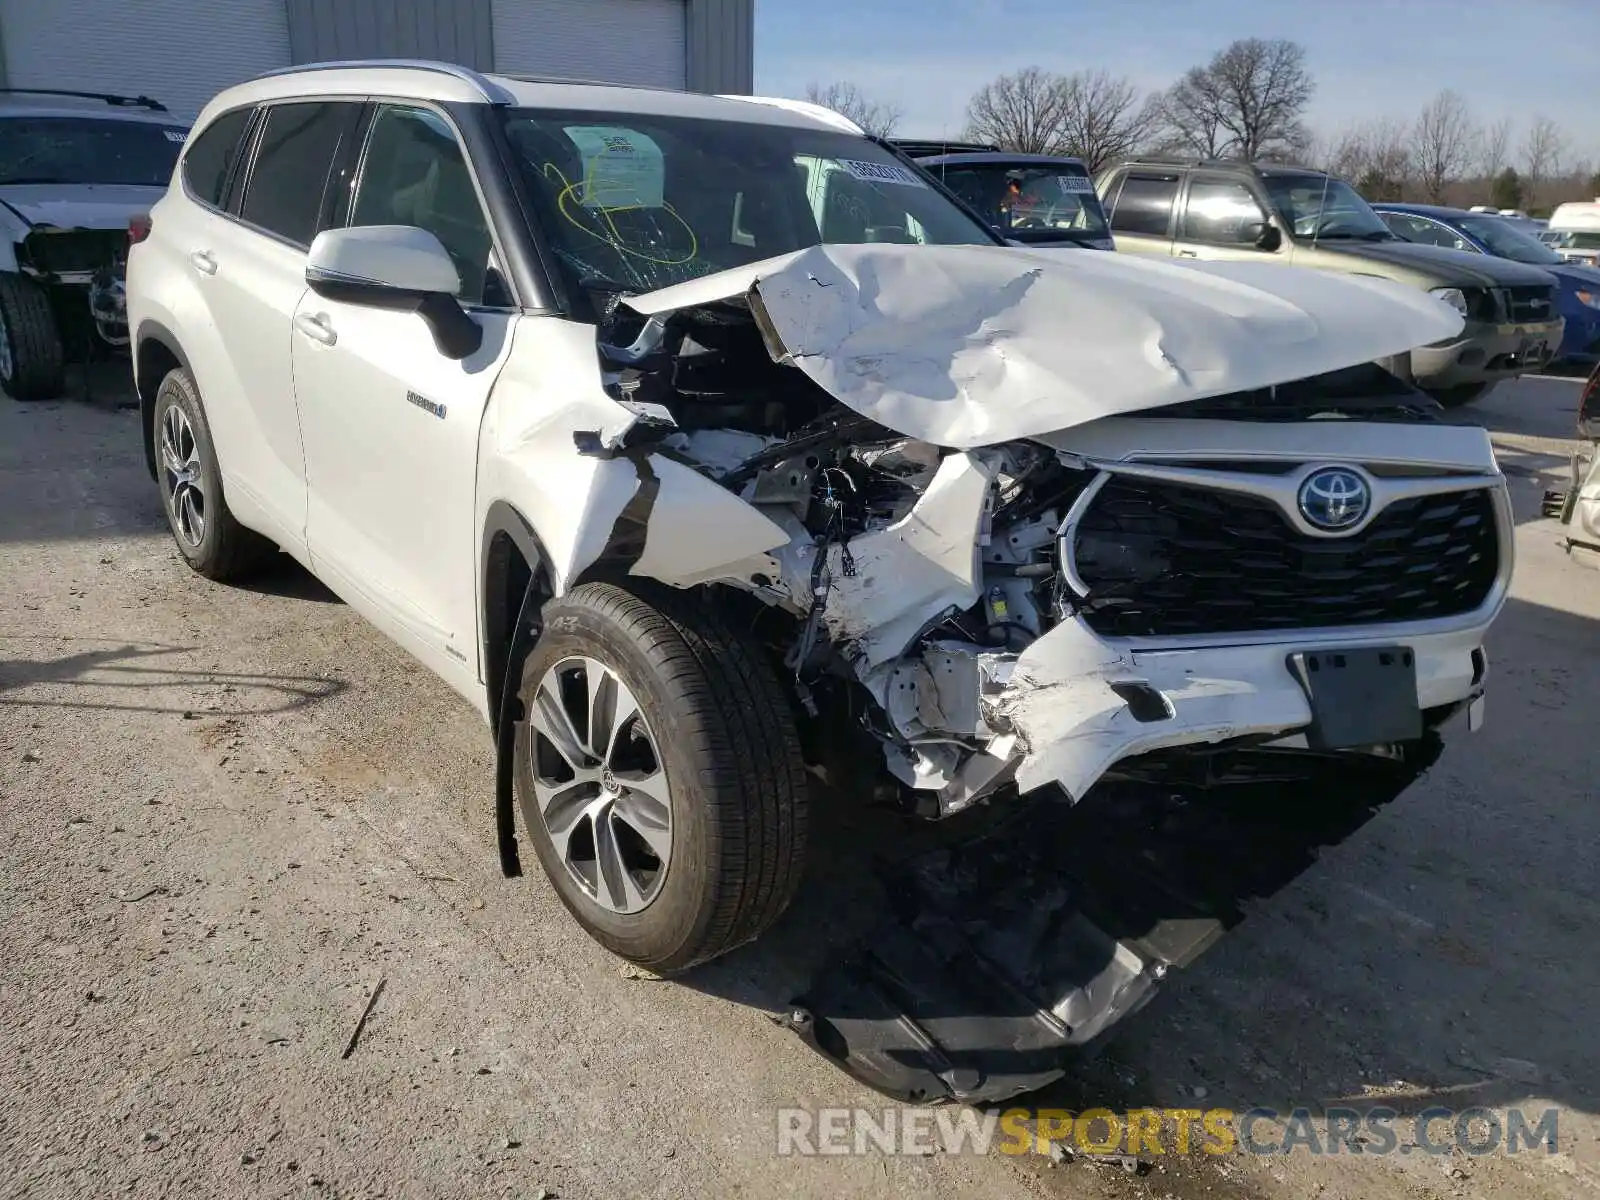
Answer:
0;176;80;186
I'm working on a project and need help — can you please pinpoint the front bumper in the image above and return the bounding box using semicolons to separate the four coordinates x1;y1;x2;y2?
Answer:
1410;317;1563;387
998;615;1491;800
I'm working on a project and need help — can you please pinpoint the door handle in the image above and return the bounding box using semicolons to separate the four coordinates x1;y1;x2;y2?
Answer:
1176;249;1198;258
294;313;337;346
188;249;217;275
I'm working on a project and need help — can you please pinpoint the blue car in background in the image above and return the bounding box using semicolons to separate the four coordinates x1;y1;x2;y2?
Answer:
1373;202;1600;363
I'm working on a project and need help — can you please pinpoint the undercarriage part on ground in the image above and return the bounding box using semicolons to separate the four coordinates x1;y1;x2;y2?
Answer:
787;736;1442;1105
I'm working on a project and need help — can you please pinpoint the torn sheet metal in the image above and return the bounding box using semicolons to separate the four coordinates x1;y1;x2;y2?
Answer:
623;243;1463;449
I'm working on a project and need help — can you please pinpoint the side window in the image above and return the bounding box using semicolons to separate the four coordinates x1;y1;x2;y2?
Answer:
350;105;497;306
182;107;253;209
1181;176;1269;245
1108;172;1179;237
1412;218;1472;252
239;102;354;247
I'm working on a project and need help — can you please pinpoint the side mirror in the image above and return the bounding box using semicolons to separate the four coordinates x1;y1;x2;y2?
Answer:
305;225;482;360
1247;221;1283;251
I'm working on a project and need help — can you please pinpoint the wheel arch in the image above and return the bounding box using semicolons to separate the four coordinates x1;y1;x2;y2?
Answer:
133;319;192;480
481;499;555;737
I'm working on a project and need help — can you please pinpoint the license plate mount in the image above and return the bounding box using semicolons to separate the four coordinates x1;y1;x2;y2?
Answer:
1286;646;1422;750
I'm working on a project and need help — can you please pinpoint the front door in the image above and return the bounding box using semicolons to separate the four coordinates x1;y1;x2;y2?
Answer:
295;103;517;684
1171;173;1283;263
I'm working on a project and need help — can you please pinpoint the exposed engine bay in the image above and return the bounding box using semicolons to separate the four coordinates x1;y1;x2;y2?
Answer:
583;266;1503;819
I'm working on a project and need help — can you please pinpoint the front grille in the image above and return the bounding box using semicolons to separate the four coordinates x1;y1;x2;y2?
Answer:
1073;477;1500;638
1500;285;1556;324
20;229;125;277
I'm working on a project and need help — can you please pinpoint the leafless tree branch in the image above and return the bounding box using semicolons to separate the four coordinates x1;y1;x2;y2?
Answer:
804;81;904;138
963;67;1072;154
1521;115;1566;209
1411;90;1479;203
1158;39;1314;162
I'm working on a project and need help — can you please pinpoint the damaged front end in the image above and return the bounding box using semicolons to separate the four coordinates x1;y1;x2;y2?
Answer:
563;243;1507;1100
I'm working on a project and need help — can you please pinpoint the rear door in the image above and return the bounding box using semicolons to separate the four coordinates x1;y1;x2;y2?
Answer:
198;98;363;550
1101;169;1180;256
294;102;518;680
1171;172;1282;262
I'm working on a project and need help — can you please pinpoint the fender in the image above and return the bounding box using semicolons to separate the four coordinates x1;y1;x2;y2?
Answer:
0;203;30;273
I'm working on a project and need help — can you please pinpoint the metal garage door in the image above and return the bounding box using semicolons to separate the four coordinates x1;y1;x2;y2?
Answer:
0;0;290;120
492;0;685;90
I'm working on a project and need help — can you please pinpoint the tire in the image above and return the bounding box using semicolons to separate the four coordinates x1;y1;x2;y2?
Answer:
514;581;809;974
0;273;65;400
151;367;276;581
1427;382;1493;408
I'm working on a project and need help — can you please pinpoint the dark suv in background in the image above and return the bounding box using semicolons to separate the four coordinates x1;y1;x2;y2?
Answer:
1096;158;1563;405
898;141;1114;251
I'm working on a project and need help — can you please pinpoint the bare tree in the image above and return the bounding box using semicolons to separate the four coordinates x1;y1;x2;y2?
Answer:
803;81;903;138
1159;39;1314;161
1053;70;1161;171
963;67;1072;153
1411;90;1478;203
1478;115;1513;180
1521;115;1567;209
1319;118;1412;198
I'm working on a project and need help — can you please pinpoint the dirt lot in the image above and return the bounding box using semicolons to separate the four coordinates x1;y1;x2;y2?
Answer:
2;375;1597;1200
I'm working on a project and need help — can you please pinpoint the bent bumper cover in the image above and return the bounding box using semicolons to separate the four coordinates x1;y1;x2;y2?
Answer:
998;616;1491;800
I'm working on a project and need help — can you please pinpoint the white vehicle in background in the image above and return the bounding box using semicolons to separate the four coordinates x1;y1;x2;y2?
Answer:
1545;200;1600;268
126;60;1509;1102
0;88;187;399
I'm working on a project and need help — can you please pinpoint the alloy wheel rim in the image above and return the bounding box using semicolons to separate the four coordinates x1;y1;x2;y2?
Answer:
159;403;205;547
527;656;672;914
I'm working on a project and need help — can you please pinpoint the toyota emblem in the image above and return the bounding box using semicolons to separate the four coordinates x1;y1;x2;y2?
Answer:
1297;467;1371;532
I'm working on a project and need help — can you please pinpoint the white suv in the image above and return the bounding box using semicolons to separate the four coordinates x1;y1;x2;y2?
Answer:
127;61;1508;985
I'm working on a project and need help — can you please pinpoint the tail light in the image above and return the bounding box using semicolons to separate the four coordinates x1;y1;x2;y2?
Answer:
128;214;152;248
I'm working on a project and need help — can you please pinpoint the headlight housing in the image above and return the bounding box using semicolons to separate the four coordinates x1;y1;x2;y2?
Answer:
1575;289;1600;311
1430;287;1469;317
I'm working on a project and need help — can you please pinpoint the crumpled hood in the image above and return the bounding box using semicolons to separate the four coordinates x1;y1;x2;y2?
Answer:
0;183;167;230
623;243;1463;448
1315;238;1560;288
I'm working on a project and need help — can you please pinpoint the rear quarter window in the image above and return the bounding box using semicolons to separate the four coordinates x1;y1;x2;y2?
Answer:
1108;172;1180;237
182;107;252;209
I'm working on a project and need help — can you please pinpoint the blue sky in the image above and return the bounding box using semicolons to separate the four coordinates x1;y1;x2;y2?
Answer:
755;0;1600;164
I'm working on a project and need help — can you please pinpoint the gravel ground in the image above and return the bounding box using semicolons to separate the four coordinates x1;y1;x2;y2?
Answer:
2;375;1597;1200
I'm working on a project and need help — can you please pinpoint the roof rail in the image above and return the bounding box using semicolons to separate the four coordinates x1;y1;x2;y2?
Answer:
253;59;515;105
0;87;167;112
493;71;637;90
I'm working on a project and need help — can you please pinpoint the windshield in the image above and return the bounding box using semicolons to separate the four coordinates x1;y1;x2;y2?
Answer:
498;109;996;297
1261;175;1393;241
1456;215;1564;264
0;115;185;186
1549;230;1600;251
929;163;1110;242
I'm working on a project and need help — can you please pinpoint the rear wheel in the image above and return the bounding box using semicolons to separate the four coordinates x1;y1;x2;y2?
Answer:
0;273;65;400
152;367;276;580
1427;381;1493;408
514;582;809;974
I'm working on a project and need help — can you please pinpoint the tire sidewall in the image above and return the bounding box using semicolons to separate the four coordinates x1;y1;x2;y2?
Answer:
152;369;226;574
513;597;720;966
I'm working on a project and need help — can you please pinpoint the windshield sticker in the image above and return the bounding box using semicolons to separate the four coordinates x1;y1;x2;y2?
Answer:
563;126;666;209
839;159;927;188
163;129;187;143
1057;174;1094;193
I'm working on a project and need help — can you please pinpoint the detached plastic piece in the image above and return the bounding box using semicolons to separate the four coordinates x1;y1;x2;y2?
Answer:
789;741;1441;1104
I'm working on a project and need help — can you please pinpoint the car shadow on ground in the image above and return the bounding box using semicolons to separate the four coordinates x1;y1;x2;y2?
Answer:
0;637;347;717
676;590;1600;1132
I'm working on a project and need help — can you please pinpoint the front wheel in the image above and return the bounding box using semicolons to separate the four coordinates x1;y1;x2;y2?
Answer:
514;582;809;974
0;273;65;400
